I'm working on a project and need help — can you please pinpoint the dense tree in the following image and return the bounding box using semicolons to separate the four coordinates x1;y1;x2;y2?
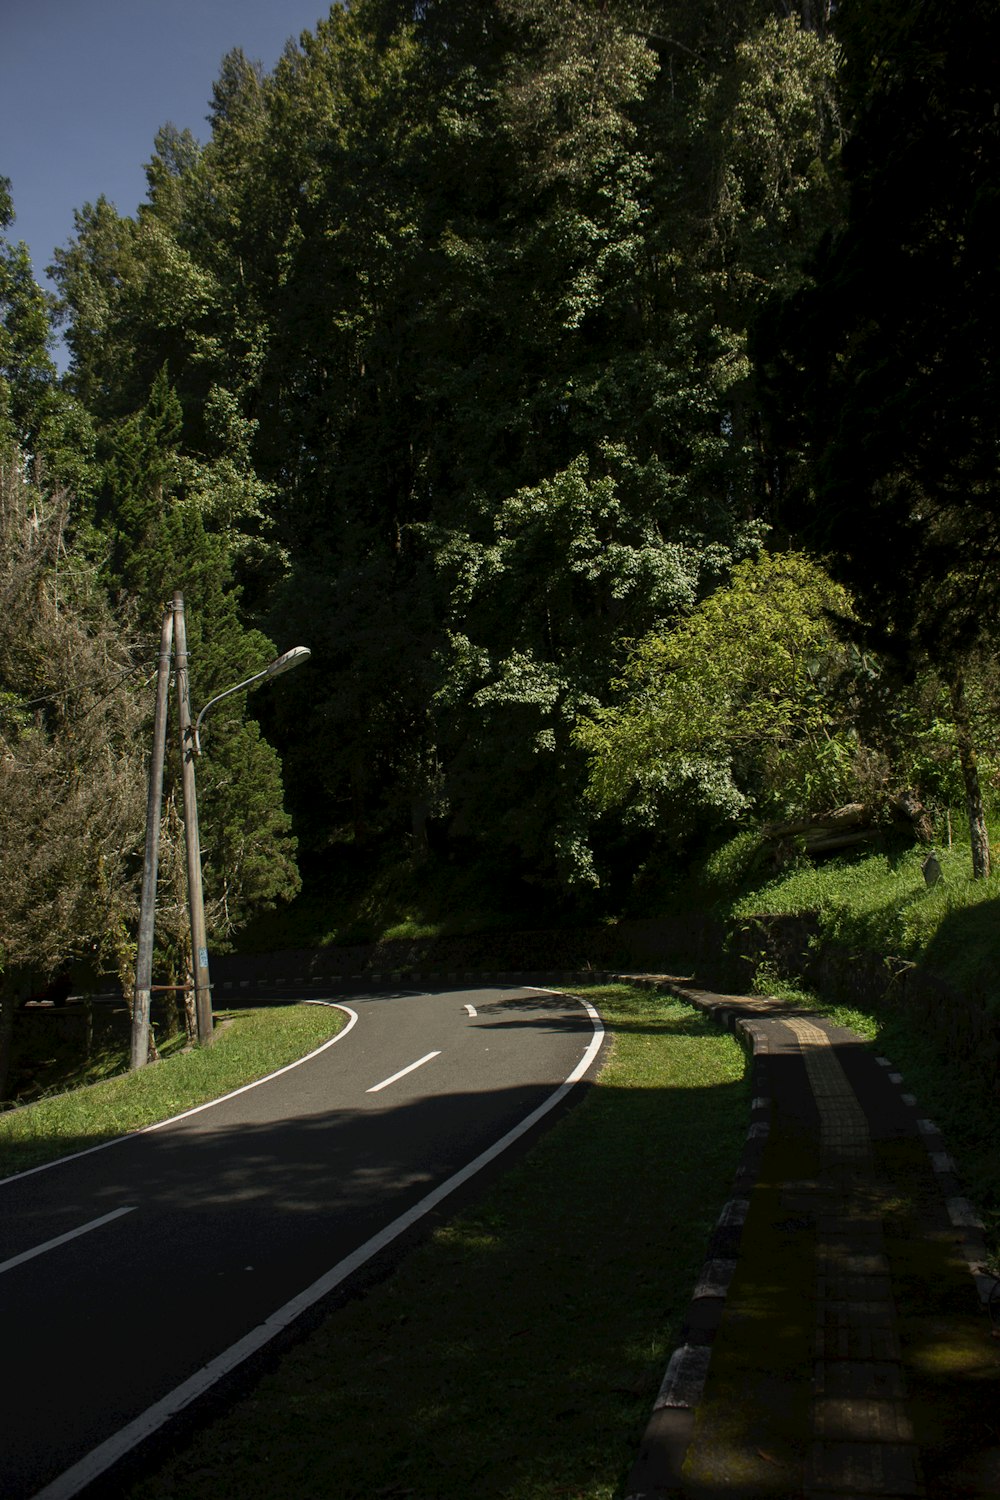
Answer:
10;0;994;936
47;1;847;896
0;180;100;503
0;463;147;1094
411;2;841;881
758;0;1000;873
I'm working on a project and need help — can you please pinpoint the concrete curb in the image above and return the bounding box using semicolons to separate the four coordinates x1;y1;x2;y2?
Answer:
615;976;772;1500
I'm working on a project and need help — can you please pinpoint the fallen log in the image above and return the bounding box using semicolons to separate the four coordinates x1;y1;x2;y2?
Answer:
762;792;932;863
764;803;872;842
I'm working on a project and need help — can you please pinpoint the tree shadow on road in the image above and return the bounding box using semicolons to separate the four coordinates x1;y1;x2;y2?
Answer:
4;985;752;1500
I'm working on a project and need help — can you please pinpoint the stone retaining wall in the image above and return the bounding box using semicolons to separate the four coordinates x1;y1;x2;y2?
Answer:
733;910;1000;1083
211;912;727;987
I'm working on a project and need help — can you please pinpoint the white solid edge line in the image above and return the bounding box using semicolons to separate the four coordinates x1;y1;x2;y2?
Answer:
366;1051;441;1093
0;1004;359;1189
0;1205;136;1277
30;994;604;1500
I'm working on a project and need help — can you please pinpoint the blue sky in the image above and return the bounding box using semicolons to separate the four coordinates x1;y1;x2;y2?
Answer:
2;0;332;321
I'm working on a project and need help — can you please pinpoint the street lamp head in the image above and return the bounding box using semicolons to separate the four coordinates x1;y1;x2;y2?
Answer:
193;646;312;754
265;646;311;679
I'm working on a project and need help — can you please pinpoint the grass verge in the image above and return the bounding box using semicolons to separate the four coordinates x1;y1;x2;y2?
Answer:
0;1003;346;1179
126;982;750;1500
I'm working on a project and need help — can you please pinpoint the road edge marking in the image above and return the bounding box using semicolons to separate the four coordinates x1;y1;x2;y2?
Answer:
29;993;604;1500
0;1003;358;1189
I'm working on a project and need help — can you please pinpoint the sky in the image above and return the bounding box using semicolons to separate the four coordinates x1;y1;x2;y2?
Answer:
2;0;334;359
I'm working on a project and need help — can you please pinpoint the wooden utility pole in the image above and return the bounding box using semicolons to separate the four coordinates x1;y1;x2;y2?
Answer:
131;606;175;1070
173;592;214;1042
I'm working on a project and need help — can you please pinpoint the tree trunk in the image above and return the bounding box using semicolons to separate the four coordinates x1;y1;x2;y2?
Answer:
950;671;991;879
410;796;430;857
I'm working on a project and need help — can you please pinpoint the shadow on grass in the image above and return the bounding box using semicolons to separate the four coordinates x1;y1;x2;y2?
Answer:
920;894;1000;999
482;1001;739;1040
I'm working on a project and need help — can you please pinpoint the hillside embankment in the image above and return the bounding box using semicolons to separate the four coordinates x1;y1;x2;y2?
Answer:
731;910;1000;1085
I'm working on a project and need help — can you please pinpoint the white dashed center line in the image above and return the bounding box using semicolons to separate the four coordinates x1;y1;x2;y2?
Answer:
0;1206;136;1277
367;1051;441;1094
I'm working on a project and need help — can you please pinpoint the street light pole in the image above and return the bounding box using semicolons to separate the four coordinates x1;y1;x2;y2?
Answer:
172;592;214;1044
134;595;310;1058
131;604;175;1070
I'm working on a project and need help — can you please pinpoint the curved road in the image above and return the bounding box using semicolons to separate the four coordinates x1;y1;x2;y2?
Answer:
0;982;604;1499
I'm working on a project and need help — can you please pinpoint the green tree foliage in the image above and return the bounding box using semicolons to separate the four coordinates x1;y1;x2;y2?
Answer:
575;552;859;834
47;1;848;898
697;13;844;313
0;178;100;499
430;445;754;885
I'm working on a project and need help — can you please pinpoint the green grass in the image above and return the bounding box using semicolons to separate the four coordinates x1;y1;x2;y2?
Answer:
0;1003;346;1179
727;837;1000;999
126;983;750;1500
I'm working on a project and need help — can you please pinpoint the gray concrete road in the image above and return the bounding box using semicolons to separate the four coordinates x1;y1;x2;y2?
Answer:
0;983;603;1499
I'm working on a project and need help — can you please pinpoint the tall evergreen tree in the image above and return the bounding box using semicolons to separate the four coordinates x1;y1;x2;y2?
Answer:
0;177;58;458
0;178;100;502
98;366;301;934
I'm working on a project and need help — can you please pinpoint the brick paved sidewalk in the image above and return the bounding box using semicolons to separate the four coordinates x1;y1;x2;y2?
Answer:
622;979;1000;1500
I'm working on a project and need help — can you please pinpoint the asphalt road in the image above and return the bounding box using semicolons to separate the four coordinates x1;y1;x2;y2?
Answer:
0;983;604;1499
